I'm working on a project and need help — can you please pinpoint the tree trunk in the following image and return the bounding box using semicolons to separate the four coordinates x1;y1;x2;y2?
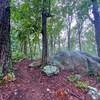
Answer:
33;43;36;57
58;34;61;51
78;30;81;51
67;16;72;51
50;34;53;55
92;0;100;57
42;12;48;66
68;29;71;51
23;41;27;57
0;0;12;75
77;24;82;51
28;34;32;59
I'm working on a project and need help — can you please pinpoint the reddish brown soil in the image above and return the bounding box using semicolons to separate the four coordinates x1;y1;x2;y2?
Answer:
0;59;100;100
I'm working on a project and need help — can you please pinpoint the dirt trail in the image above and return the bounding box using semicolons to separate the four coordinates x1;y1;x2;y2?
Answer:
13;60;44;100
0;59;100;100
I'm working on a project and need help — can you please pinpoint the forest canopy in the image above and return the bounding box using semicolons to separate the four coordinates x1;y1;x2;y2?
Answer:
11;0;98;59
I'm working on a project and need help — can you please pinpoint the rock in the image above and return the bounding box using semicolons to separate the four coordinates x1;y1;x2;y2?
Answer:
80;51;100;63
71;51;88;74
29;59;42;68
75;74;82;80
50;51;88;74
88;86;100;100
49;51;100;75
42;65;60;76
87;57;100;76
51;51;74;71
29;51;100;76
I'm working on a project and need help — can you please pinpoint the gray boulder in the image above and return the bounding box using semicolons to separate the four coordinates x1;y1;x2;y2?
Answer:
71;51;88;74
48;51;100;76
51;51;74;71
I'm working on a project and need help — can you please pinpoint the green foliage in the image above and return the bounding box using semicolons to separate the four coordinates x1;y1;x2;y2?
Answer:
0;73;4;80
75;81;89;89
96;76;100;82
10;0;98;62
66;75;89;89
0;72;15;85
12;51;25;64
88;70;94;76
67;75;81;82
0;80;4;85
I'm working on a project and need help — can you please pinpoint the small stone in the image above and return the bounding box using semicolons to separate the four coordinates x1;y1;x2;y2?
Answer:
88;86;100;100
42;65;60;76
47;88;50;92
14;91;18;95
98;92;100;96
88;86;97;92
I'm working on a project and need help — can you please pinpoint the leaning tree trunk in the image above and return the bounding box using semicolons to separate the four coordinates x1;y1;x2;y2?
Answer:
92;0;100;57
0;0;12;75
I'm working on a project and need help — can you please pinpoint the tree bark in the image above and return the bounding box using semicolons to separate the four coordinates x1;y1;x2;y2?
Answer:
77;23;83;51
23;41;27;56
92;0;100;57
78;30;81;51
0;0;12;75
49;34;53;55
67;16;72;51
28;34;32;59
58;34;61;51
42;11;48;66
68;28;71;51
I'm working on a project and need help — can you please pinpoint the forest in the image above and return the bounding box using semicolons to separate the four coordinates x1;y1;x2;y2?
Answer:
0;0;100;100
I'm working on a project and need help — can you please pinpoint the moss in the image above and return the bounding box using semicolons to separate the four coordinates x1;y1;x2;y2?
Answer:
75;81;89;89
66;75;81;82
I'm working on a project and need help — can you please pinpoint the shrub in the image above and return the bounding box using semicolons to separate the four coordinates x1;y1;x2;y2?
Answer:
12;51;25;64
96;76;100;82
